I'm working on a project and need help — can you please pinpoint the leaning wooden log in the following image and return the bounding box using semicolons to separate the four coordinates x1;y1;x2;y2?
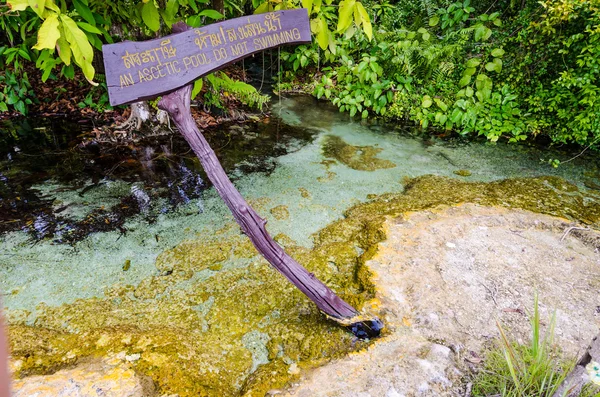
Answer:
551;332;600;397
103;12;383;338
158;81;382;338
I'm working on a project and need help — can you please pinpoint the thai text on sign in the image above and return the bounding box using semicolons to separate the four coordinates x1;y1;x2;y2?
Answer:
102;9;310;106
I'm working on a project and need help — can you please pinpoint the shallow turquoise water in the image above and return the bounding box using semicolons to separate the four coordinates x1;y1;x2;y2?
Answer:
1;95;598;321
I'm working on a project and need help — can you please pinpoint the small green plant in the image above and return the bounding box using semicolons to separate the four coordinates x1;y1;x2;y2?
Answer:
472;296;600;396
77;80;113;112
0;70;35;114
192;72;270;111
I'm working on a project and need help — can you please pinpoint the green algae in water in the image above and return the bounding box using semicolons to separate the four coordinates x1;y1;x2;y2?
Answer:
8;175;600;396
270;205;290;220
8;225;375;396
454;169;472;177
322;135;396;171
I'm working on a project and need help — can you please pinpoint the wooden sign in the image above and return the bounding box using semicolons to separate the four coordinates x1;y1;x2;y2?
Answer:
102;9;311;106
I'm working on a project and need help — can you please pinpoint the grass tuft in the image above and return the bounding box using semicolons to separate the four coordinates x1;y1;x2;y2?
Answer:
471;295;600;397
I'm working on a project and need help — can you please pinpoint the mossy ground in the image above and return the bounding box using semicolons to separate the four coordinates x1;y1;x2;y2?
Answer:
7;175;600;396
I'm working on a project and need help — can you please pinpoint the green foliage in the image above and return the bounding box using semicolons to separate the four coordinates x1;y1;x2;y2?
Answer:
307;0;524;142
0;0;240;115
254;0;373;52
471;296;600;396
507;0;600;146
1;0;368;116
277;0;600;149
77;80;113;112
0;70;35;114
197;72;270;111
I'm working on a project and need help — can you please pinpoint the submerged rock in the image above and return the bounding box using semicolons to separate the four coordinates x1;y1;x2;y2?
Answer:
321;135;396;171
270;205;290;220
453;169;472;177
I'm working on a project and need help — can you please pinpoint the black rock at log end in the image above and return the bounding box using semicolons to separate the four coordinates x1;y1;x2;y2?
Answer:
347;318;384;339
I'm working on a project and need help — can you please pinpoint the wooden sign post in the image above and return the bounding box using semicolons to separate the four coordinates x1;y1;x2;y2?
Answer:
102;11;382;338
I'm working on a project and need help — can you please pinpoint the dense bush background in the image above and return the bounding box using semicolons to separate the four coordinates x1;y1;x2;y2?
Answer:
1;0;599;150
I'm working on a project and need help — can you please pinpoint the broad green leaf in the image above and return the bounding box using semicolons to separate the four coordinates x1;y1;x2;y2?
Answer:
491;48;505;57
186;14;202;26
429;16;439;26
7;0;30;12
459;74;471;87
356;2;371;40
493;57;502;72
32;13;60;50
73;0;95;25
86;30;103;50
188;0;199;12
310;18;320;34
301;0;312;14
17;48;31;60
166;0;179;17
199;9;224;19
482;26;492;40
422;95;432;108
434;98;447;111
56;35;72;65
191;78;203;99
14;100;27;115
45;0;60;12
159;9;173;28
316;15;329;50
142;1;160;32
465;86;474;97
353;6;361;27
481;87;491;100
466;58;480;68
81;60;96;85
42;63;54;81
474;24;485;41
60;14;95;83
464;67;476;76
343;24;356;39
328;31;336;54
254;1;270;13
27;0;45;18
422;32;430;41
337;0;355;33
77;21;102;33
485;62;496;72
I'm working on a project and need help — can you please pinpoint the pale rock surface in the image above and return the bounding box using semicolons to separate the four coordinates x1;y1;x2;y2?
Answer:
11;354;154;397
285;204;600;396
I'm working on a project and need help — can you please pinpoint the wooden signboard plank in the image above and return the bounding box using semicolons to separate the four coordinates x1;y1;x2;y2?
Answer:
102;9;310;106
